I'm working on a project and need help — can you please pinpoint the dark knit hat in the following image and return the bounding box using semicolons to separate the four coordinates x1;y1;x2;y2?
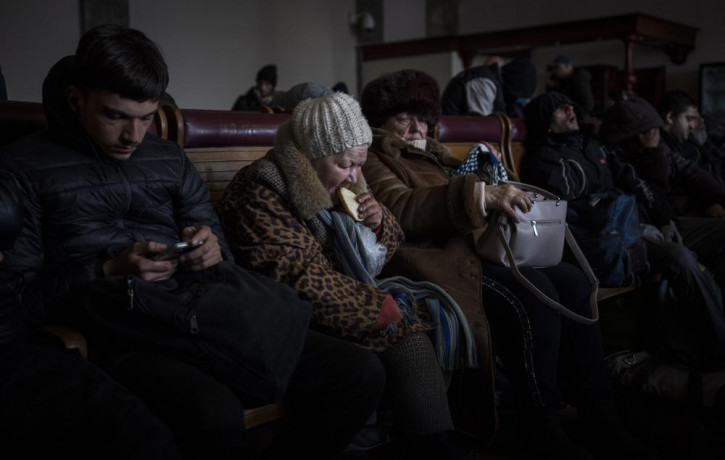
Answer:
360;69;441;128
501;58;537;101
599;97;663;146
256;65;277;86
523;91;575;146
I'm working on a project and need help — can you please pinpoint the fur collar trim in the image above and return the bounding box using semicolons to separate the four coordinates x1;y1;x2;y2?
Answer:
370;127;458;167
270;122;368;220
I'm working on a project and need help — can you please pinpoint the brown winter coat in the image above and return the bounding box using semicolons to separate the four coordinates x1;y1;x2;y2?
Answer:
362;127;499;443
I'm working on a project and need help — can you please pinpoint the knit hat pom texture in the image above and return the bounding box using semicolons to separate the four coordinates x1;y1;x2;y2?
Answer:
291;92;373;159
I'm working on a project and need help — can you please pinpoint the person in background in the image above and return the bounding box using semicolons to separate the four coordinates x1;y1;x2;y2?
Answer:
361;69;657;460
598;96;725;350
269;81;333;112
658;89;699;162
500;57;538;119
546;55;595;127
689;110;725;186
0;169;182;459
441;58;505;116
216;92;477;459
658;90;725;186
525;91;725;371
441;56;536;119
232;64;279;111
0;25;385;460
332;81;349;94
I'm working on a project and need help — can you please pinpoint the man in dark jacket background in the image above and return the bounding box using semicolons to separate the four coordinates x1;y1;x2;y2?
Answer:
546;55;595;129
232;64;280;111
658;89;725;187
0;24;384;460
600;96;725;302
523;92;725;366
441;60;506;116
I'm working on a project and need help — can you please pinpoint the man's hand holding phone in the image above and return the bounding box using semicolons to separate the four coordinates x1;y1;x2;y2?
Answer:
103;241;179;281
102;226;223;280
150;241;204;261
178;225;223;271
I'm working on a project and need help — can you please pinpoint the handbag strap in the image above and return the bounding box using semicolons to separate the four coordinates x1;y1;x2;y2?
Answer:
501;180;561;201
495;222;600;325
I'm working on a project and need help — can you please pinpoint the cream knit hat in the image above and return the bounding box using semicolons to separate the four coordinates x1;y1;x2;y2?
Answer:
291;92;372;159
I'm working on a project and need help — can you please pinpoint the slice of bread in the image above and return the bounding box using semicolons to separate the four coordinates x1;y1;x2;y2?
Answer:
337;187;363;221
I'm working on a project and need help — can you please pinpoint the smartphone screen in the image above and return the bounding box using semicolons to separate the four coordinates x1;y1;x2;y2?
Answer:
151;242;200;261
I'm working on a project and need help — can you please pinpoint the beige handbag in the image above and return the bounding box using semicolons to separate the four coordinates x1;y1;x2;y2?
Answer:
477;181;600;324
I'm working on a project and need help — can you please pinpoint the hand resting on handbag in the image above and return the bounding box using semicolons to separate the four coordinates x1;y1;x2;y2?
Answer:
479;182;535;223
476;181;600;325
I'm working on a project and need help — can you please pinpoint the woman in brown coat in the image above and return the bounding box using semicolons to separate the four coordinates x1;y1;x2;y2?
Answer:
360;69;657;460
216;92;476;459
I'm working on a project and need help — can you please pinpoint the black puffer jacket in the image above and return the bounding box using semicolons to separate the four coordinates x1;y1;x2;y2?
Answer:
522;92;673;225
600;97;725;218
0;56;232;327
521;92;612;200
0;169;24;345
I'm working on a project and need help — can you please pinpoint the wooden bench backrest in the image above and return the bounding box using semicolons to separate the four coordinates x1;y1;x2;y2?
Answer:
168;108;289;205
0;100;521;203
166;109;515;204
435;114;510;164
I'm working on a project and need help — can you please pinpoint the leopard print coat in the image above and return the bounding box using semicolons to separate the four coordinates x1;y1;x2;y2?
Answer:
216;122;431;352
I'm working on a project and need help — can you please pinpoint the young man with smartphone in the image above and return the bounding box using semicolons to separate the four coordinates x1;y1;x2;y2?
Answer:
0;25;384;460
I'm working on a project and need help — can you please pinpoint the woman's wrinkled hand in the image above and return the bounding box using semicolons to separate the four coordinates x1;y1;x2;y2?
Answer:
484;184;534;223
356;193;383;231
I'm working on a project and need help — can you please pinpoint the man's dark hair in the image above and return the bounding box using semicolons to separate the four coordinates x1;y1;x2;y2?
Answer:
74;24;169;101
657;89;697;120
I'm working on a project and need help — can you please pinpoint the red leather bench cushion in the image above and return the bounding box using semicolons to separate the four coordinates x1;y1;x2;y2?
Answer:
511;118;527;142
182;110;290;149
437;115;504;143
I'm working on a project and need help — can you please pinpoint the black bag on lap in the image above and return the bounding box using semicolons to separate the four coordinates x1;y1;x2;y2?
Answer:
82;261;312;408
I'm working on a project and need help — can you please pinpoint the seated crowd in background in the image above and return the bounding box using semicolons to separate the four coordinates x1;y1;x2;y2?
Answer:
523;93;725;397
